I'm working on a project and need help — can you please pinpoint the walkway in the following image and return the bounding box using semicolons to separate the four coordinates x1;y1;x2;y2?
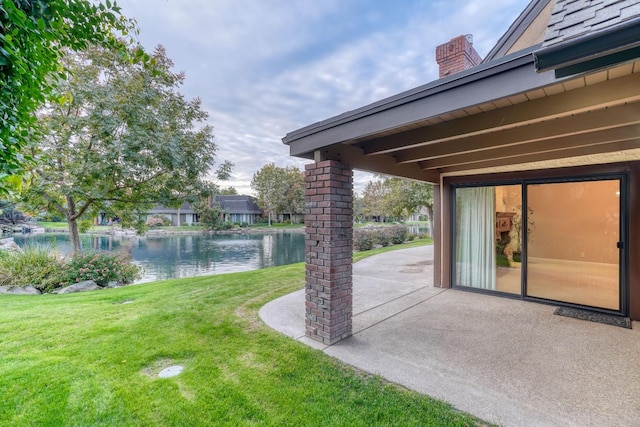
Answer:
259;246;640;427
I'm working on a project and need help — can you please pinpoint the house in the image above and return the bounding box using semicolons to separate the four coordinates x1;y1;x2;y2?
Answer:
147;202;199;226
145;195;262;226
215;195;262;225
283;0;640;345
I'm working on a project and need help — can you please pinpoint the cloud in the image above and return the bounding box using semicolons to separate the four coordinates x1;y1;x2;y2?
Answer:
117;0;529;194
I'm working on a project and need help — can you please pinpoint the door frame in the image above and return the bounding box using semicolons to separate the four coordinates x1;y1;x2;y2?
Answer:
449;171;629;317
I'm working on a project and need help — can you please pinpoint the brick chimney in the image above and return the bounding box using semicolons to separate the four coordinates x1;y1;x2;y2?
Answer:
435;34;482;78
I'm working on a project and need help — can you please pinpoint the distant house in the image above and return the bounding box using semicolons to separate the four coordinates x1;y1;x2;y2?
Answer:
215;195;262;225
144;195;262;226
147;202;198;226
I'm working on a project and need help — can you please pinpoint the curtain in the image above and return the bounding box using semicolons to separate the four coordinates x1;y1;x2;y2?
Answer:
455;187;496;290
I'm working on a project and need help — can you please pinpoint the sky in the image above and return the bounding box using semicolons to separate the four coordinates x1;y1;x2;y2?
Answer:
116;0;531;195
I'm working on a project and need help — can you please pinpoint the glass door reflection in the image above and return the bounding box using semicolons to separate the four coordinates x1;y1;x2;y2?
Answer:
525;180;620;310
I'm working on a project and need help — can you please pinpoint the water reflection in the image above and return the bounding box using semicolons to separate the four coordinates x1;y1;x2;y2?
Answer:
13;232;306;283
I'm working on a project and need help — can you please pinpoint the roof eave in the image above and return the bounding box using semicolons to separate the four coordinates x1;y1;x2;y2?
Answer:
534;18;640;74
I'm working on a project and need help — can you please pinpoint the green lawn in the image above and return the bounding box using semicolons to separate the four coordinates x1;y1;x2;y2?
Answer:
0;240;481;426
37;221;69;229
37;221;113;233
249;222;305;229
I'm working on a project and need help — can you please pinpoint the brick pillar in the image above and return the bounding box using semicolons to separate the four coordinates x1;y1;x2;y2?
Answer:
304;160;353;345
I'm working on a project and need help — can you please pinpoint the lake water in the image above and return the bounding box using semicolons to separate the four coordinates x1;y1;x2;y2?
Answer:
12;232;306;283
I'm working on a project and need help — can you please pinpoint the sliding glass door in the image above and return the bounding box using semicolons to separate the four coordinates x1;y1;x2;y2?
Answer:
526;180;621;310
454;185;521;294
453;176;624;313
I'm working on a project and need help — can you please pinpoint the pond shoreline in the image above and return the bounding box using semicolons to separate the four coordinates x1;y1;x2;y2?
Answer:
13;231;307;283
40;226;306;237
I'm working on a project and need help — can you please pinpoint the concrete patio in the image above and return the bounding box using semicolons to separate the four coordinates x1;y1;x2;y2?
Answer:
259;245;640;427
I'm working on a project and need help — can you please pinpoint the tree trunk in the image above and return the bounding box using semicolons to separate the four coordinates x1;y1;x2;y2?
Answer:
68;217;82;254
425;204;434;239
66;195;82;254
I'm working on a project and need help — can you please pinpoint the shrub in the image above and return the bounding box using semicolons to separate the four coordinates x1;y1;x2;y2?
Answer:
240;222;249;228
146;214;169;227
0;245;65;292
387;225;409;245
78;219;93;233
60;252;140;287
353;229;375;251
376;231;391;247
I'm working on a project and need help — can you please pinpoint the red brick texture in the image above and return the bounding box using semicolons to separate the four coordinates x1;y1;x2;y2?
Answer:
435;34;482;78
304;160;353;345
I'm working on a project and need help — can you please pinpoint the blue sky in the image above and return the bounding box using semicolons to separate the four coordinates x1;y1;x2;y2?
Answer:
116;0;531;194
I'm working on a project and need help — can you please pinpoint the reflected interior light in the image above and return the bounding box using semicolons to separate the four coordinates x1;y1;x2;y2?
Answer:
616;191;620;197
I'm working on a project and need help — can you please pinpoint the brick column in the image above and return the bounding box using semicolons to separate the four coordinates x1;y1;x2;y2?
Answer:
304;160;353;345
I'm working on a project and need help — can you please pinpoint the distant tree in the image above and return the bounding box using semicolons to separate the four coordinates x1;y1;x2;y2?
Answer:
251;163;285;226
0;0;139;194
384;177;434;235
251;164;305;225
353;194;364;222
194;199;225;231
361;177;434;232
362;180;388;221
218;187;238;195
21;44;226;253
278;166;305;222
0;200;25;224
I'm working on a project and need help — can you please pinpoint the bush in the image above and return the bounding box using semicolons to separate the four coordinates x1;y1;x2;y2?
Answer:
353;229;375;251
354;225;412;251
240;222;249;228
0;245;65;292
146;214;170;227
60;252;140;287
386;225;409;245
376;231;391;247
78;219;93;233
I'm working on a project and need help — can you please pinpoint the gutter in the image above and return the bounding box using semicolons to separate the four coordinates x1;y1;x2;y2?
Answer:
534;18;640;76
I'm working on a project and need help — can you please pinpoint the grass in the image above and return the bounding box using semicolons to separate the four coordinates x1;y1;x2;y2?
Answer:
0;239;481;426
38;221;112;233
249;222;305;229
150;225;204;232
37;221;69;229
38;221;306;233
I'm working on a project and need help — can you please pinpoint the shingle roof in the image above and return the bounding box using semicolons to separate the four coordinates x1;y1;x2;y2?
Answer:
149;202;196;214
543;0;640;47
215;195;262;215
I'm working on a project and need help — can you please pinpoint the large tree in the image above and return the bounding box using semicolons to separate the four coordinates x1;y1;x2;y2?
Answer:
361;179;388;221
251;164;304;225
0;0;138;193
278;166;305;222
384;177;434;236
21;44;225;253
251;163;286;226
361;176;434;234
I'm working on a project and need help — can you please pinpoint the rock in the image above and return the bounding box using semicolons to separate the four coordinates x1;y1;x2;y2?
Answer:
54;280;100;294
0;238;23;253
0;285;41;295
